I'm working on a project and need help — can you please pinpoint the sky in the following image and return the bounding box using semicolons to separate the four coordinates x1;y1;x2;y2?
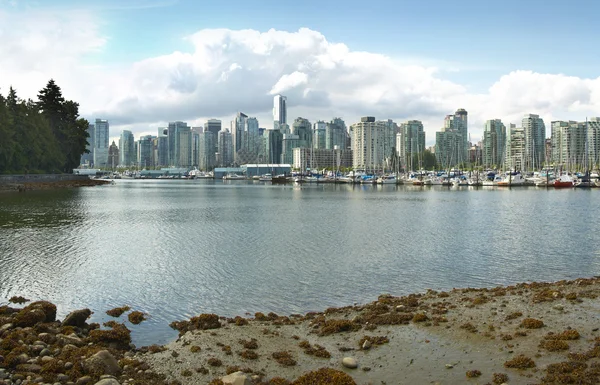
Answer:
1;0;600;145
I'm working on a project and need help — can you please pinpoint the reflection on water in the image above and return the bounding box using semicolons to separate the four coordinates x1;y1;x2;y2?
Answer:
1;180;599;345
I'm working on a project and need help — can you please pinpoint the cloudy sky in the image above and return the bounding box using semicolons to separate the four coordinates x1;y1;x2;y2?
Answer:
1;0;599;145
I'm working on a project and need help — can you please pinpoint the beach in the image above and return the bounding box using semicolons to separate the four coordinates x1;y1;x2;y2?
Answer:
1;277;600;384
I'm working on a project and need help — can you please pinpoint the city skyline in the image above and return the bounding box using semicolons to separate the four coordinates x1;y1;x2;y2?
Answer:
2;0;600;146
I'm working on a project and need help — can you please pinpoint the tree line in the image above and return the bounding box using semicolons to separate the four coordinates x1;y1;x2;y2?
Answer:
0;80;89;174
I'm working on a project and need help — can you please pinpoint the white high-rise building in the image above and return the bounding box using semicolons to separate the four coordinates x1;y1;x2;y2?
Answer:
93;119;109;168
273;94;287;131
350;117;386;170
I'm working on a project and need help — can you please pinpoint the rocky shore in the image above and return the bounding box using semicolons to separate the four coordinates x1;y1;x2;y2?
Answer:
2;277;600;385
0;179;110;192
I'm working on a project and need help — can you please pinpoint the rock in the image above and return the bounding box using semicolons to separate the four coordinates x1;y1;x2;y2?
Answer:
75;376;92;385
57;374;69;382
553;304;564;311
0;324;13;332
445;364;454;369
221;371;251;385
93;380;119;385
19;363;42;373
57;335;85;347
83;350;121;376
65;362;73;370
14;309;46;327
41;356;54;363
62;309;92;327
342;357;358;369
40;348;52;357
38;333;57;345
362;340;372;350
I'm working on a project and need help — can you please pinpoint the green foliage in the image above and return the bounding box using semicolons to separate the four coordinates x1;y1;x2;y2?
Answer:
0;80;89;174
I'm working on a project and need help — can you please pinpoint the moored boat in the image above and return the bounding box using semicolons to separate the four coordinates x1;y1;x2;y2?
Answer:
553;174;574;188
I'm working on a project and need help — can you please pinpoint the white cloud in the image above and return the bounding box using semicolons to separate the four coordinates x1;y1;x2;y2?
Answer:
2;9;600;146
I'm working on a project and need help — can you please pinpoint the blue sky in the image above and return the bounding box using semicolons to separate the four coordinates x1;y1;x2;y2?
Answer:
2;0;600;143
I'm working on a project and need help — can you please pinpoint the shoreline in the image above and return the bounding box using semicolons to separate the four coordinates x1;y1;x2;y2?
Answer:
0;178;111;193
1;277;600;384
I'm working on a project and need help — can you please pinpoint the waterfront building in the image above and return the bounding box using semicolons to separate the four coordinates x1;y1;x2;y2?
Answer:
80;123;95;166
242;164;292;177
138;135;155;168
313;121;327;149
199;131;216;170
217;129;234;167
435;130;462;169
442;109;468;164
292;117;312;148
522;114;546;169
191;128;202;167
273;94;287;131
108;141;119;169
167;121;190;167
588;117;600;169
379;119;398;166
119;130;135;167
157;129;169;167
505;124;526;171
93;119;109;168
264;129;283;164
551;120;586;168
399;120;426;169
482;119;506;168
350;117;386;171
326;118;347;150
281;134;300;165
293;148;353;170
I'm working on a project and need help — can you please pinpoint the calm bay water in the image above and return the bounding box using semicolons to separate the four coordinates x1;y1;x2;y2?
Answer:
1;180;599;345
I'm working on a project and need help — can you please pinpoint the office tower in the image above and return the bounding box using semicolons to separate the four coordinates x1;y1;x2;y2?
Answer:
93;119;109;168
137;135;155;168
326;118;346;150
264;129;283;164
350;117;387;170
292;117;312;148
273;94;287;130
157;128;168;167
482;119;506;168
119;130;135;167
522;114;546;169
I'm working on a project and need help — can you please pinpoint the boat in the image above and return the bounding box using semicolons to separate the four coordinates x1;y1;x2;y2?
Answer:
223;173;246;180
553;174;574;188
271;174;289;184
497;173;526;186
259;173;272;182
378;175;397;184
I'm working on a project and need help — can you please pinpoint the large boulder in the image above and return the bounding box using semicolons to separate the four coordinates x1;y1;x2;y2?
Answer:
63;309;92;327
83;350;121;376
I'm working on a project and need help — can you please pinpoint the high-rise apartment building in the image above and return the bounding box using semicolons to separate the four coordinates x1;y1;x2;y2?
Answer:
108;141;119;169
522;114;546;169
326;118;346;150
551;120;586;167
157;128;168;167
167;121;190;167
264;129;283;164
93;119;109;168
441;109;468;165
119;130;135;167
273;94;287;131
217;129;234;167
588;117;600;168
399;120;425;168
482;119;506;168
199;131;215;170
350;117;386;170
313;121;326;149
379;119;398;163
292;117;312;148
80;123;95;166
505;124;526;170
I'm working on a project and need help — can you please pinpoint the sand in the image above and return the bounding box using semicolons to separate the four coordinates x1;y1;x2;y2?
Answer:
135;277;600;384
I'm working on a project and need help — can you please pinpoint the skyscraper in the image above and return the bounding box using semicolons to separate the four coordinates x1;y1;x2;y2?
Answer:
313;121;326;149
199;131;215;170
522;114;546;169
167;121;190;167
119;130;135;167
588;118;600;169
350;117;386;170
108;141;119;169
273;94;287;130
138;135;155;168
482;119;506;168
326;118;346;150
292;117;312;148
157;128;168;167
93;119;109;168
400;120;426;168
218;129;234;167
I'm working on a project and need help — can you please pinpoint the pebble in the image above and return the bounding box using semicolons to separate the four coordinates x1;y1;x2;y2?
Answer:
93;379;119;385
57;374;69;382
221;371;251;385
39;348;51;357
75;376;92;385
553;304;564;311
342;357;358;369
445;364;454;369
362;340;372;350
64;362;73;370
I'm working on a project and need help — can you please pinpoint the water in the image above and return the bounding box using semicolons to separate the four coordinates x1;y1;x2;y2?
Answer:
1;180;599;346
